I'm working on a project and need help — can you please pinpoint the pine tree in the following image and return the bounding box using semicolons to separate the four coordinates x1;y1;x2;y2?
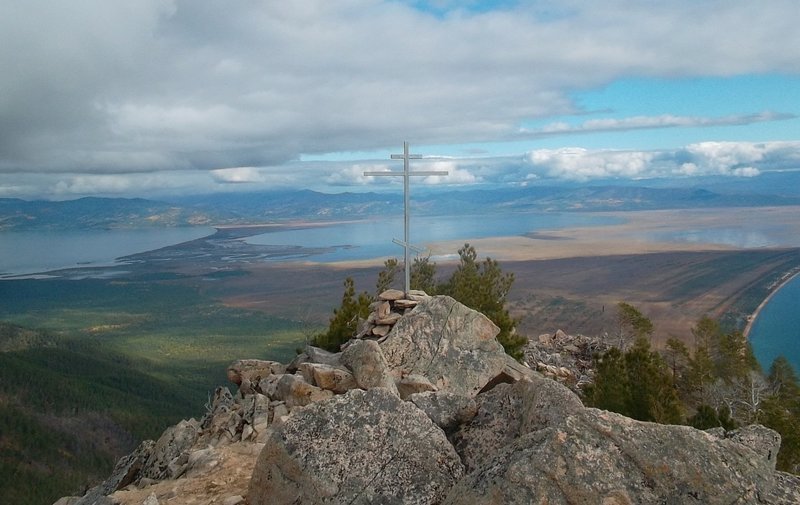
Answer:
410;255;437;294
686;344;716;405
692;316;721;350
313;277;371;352
688;404;722;430
586;347;629;415
688;404;737;430
438;244;524;360
664;337;691;393
769;356;800;404
376;258;399;294
716;330;759;381
589;306;681;424
624;337;683;424
761;357;800;473
613;302;653;349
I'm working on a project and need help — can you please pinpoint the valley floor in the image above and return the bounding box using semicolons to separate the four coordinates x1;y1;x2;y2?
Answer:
206;207;800;347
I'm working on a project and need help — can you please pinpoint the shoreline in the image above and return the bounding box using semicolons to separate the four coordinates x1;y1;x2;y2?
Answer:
743;269;800;339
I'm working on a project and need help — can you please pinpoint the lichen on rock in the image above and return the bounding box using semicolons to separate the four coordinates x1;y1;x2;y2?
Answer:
247;388;464;505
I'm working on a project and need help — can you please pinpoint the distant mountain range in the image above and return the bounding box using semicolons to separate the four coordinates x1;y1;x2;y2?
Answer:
2;181;800;231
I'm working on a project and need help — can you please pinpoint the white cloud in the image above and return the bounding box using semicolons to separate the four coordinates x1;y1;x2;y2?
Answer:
421;161;479;185
211;167;267;184
527;148;654;181
47;172;202;197
732;167;760;177
682;141;770;177
327;164;392;186
521;141;800;181
325;160;479;186
2;0;799;184
530;112;794;137
0;140;794;199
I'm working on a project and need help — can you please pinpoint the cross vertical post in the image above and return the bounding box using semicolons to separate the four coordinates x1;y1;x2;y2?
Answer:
364;141;448;296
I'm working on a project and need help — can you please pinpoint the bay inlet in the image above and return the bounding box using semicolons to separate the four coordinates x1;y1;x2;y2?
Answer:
748;273;800;374
0;227;214;278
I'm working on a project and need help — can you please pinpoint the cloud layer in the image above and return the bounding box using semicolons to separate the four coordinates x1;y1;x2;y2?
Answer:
1;1;799;196
3;140;796;199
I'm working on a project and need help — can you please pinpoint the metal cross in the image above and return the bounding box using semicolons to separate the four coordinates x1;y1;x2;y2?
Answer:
364;141;448;296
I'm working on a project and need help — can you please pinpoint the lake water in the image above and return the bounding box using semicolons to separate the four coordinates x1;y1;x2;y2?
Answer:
748;274;800;374
648;226;800;248
0;227;214;278
245;213;621;262
0;213;619;277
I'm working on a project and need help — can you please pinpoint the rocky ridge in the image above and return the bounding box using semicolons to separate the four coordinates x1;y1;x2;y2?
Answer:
524;328;613;393
58;293;800;505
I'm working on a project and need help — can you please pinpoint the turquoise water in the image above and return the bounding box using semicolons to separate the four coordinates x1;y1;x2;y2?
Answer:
749;274;800;375
0;227;214;277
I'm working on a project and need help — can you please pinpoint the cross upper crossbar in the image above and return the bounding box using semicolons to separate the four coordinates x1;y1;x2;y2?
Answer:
363;141;448;296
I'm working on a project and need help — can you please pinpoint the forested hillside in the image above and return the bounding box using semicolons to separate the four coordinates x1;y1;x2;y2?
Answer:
0;327;200;504
0;277;308;505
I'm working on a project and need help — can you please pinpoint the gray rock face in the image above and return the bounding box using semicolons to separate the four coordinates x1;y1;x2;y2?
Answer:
397;373;438;399
247;388;464;505
298;362;358;394
446;408;780;505
72;496;113;505
380;295;506;397
766;471;800;504
226;359;285;386
274;373;333;408
378;288;405;301
140;419;199;480
142;493;159;505
722;425;782;470
524;329;613;392
453;376;584;472
409;391;477;432
200;387;234;431
304;345;343;367
341;339;399;396
52;498;81;505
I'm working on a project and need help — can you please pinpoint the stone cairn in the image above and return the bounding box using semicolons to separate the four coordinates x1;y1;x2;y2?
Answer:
524;329;612;393
350;288;430;345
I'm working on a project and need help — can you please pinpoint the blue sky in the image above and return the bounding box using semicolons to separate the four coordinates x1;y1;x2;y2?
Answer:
0;0;798;198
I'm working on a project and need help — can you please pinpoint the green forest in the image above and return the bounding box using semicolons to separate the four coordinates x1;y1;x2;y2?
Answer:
585;305;800;474
0;278;308;505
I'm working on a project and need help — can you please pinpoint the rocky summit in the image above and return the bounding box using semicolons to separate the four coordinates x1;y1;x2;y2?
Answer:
58;294;800;505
